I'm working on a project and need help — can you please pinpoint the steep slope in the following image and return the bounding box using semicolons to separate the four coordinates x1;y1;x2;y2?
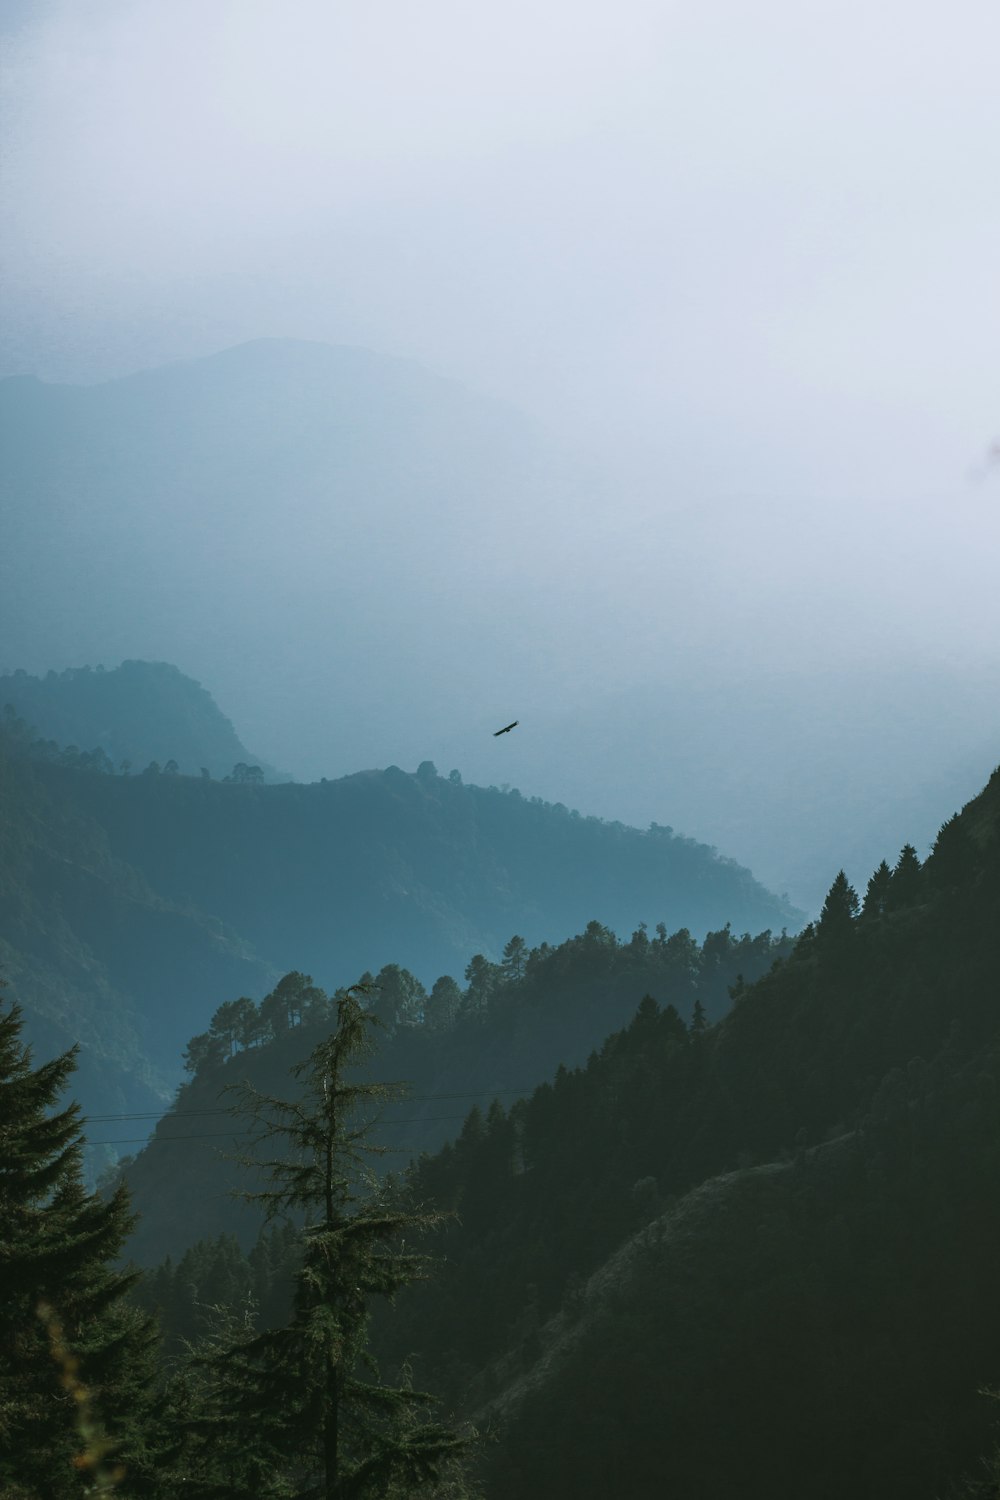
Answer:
356;765;1000;1498
119;920;791;1263
0;660;267;780
0;687;798;1166
40;755;798;991
116;765;1000;1493
0;339;555;778
476;1087;999;1500
5;341;994;912
0;737;275;1147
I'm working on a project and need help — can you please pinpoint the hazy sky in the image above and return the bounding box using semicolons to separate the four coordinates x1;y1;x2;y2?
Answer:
3;0;998;503
2;0;1000;908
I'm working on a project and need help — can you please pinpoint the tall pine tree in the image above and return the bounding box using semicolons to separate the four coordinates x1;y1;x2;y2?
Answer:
197;985;473;1499
816;870;860;966
862;860;893;919
0;991;158;1498
886;843;923;911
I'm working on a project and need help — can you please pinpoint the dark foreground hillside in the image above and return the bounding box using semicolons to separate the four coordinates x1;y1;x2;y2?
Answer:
363;766;1000;1498
124;765;1000;1496
0;724;271;1133
6;763;1000;1496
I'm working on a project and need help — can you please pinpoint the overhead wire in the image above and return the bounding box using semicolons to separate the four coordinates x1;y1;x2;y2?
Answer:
88;1114;477;1148
84;1089;543;1149
82;1085;538;1127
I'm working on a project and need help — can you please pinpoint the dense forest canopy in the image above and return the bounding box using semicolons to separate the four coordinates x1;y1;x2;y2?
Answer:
0;691;798;1160
3;763;1000;1495
4;8;998;1494
121;916;792;1263
0;662;270;782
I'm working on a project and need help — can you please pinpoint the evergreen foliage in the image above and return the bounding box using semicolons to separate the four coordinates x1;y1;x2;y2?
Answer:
124;923;791;1262
0;990;158;1497
0;703;798;1136
8;650;1000;1496
862;858;893;917
130;1224;300;1357
123;758;1000;1497
361;774;1000;1499
887;841;923;910
174;987;473;1498
0;720;273;1137
0;662;264;782
816;868;860;945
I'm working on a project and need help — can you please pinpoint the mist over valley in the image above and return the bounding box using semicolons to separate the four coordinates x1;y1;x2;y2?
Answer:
2;4;999;1495
3;339;997;911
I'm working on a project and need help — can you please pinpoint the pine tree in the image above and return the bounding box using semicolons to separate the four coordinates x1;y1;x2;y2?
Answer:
926;813;977;892
501;935;528;984
862;860;893;919
199;986;472;1499
0;992;159;1498
371;964;427;1032
424;976;462;1031
259;972;330;1040
816;871;860;957
886;843;923;911
461;955;499;1022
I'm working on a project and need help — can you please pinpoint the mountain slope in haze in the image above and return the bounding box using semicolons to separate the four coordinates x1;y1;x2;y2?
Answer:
46;752;799;1000
0;338;555;773
552;664;1000;910
0;660;269;780
0;730;275;1145
0;675;798;1153
5;338;996;914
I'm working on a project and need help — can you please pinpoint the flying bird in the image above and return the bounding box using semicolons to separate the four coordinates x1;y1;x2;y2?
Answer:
493;720;519;737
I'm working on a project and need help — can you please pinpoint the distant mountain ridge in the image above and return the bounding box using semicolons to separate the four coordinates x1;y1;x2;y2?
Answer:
0;338;552;759
0;670;799;1155
0;734;275;1148
0;660;272;779
4;338;994;912
49;756;799;989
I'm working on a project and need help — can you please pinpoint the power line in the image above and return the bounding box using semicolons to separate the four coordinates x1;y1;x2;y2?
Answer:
87;1109;492;1149
83;1086;538;1127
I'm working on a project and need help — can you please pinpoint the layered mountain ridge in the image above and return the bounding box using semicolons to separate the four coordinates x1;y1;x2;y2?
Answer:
117;755;1000;1496
4;339;996;910
0;663;799;1157
0;660;268;780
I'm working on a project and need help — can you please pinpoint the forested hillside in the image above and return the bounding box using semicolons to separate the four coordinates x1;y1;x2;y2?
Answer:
125;764;1000;1498
397;768;1000;1497
120;919;790;1262
0;721;272;1137
0;660;270;781
7;9;996;1495
60;754;795;980
0;702;797;1145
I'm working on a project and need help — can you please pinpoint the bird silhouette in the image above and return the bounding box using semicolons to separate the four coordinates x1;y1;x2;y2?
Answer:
493;720;519;737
